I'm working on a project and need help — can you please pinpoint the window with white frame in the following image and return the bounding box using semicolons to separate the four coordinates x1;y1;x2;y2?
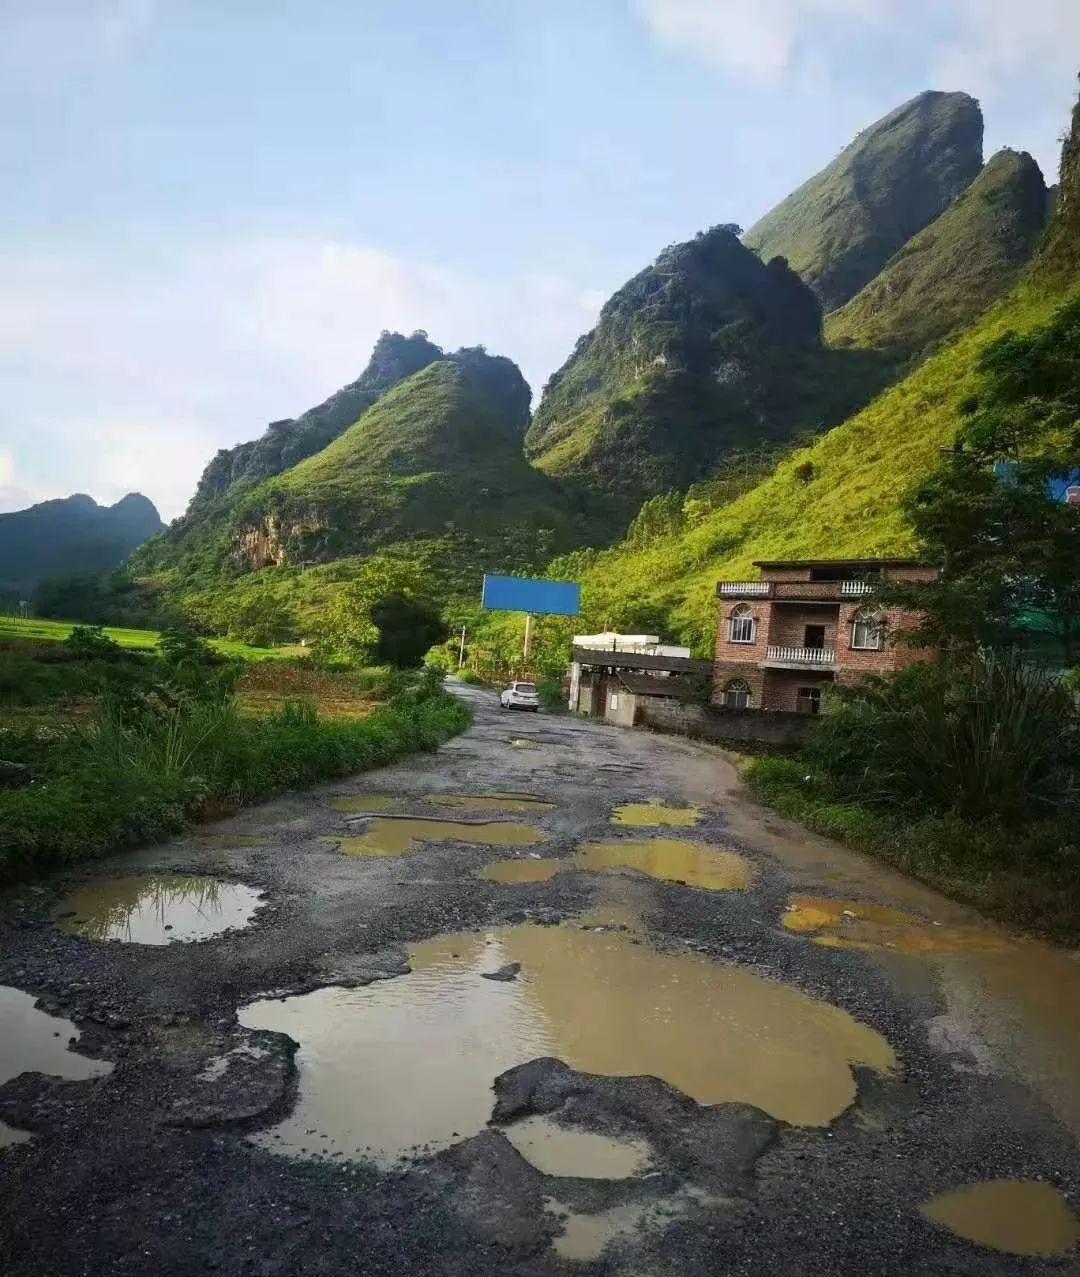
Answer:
851;608;884;650
722;679;751;709
729;604;756;644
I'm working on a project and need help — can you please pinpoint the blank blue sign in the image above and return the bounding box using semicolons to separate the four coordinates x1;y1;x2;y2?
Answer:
482;574;581;616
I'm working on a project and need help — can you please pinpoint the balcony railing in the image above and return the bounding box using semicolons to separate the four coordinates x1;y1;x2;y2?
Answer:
717;581;770;596
840;580;874;596
718;579;877;601
765;645;836;666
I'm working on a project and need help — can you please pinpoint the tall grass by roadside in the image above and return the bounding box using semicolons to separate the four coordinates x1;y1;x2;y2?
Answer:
0;671;470;881
743;653;1080;941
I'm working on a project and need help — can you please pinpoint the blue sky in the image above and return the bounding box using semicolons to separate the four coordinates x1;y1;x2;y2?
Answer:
2;1;1077;519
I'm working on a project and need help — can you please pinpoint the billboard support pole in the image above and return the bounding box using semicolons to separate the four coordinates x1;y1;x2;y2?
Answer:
523;613;534;664
457;625;466;669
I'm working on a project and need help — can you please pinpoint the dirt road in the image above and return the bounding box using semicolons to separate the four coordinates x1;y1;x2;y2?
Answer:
1;682;1078;1274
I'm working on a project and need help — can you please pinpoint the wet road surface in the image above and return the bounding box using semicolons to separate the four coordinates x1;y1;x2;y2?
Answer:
0;681;1078;1274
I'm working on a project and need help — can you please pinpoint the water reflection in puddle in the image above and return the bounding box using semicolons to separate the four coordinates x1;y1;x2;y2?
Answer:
782;897;1012;955
480;859;564;884
504;1116;651;1178
612;802;702;828
919;1180;1080;1256
323;818;549;858
0;986;112;1146
239;924;894;1163
54;876;265;944
576;839;753;891
549;1200;651;1261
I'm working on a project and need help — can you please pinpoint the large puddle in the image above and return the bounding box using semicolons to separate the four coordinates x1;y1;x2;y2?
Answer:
330;796;400;813
782;897;1012;955
54;875;266;945
480;858;564;884
239;924;894;1163
575;839;752;891
611;802;701;828
0;986;112;1146
428;793;555;813
919;1180;1080;1256
504;1116;651;1178
323;818;549;858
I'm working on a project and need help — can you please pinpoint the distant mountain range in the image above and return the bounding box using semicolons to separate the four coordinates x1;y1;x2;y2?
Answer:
0;493;163;602
72;83;1076;650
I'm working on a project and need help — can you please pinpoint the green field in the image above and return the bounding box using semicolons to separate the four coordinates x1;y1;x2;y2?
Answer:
0;616;302;661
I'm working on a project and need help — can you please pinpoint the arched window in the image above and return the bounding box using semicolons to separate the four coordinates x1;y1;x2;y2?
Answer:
722;679;751;709
728;604;756;644
851;608;884;651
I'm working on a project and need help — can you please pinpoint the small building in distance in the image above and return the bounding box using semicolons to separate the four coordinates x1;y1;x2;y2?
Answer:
568;632;712;725
713;558;937;714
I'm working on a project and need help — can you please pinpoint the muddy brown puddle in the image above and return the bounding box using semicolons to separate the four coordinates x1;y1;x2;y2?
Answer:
611;802;702;828
919;1180;1080;1256
54;875;266;944
0;985;112;1146
504;1116;651;1178
239;923;894;1164
783;896;1013;955
323;817;549;858
480;858;564;883
576;839;753;891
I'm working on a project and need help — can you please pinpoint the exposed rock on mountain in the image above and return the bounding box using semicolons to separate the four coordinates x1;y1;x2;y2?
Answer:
0;492;163;598
189;330;443;510
745;91;984;311
523;224;886;512
826;149;1048;363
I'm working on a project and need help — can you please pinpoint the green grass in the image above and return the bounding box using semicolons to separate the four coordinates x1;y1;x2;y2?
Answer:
744;755;1080;943
0;616;301;660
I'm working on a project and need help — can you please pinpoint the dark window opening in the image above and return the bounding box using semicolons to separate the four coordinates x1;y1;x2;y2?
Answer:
796;686;823;715
803;624;826;649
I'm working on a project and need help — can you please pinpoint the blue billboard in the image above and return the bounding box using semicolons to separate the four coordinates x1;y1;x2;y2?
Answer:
482;574;581;617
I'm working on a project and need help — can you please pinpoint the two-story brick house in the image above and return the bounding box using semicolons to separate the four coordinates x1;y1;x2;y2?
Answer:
712;558;937;713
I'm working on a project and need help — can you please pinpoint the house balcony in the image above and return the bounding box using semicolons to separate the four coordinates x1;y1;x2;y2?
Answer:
764;645;836;670
717;579;875;602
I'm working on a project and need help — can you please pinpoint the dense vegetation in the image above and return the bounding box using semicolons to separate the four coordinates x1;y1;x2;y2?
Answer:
0;632;469;880
826;149;1047;365
0;492;162;606
525;224;889;512
744;90;984;310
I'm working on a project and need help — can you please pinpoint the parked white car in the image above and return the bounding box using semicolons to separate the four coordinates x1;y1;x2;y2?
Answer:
499;680;540;711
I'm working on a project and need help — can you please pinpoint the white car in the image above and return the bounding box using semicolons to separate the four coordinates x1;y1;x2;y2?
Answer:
499;680;540;711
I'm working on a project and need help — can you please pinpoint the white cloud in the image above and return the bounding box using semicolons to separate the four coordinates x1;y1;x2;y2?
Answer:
0;237;606;520
933;0;1080;95
0;0;154;94
633;0;891;82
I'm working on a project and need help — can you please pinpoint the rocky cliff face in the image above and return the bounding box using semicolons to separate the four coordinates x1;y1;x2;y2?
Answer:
826;148;1047;362
1040;78;1080;280
745;91;984;311
524;224;886;514
188;330;443;510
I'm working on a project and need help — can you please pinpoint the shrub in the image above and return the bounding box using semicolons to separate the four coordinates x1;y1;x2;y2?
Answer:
66;625;122;662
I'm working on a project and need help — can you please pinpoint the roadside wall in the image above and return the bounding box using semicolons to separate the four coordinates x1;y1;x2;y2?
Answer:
638;701;813;751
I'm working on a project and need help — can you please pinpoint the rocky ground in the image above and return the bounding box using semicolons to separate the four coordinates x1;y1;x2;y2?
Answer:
0;682;1078;1275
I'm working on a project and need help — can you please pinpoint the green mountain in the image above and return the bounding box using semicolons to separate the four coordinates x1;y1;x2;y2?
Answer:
0;493;163;601
490;87;1080;663
745;91;984;311
523;224;887;514
135;344;609;619
190;329;444;509
825;149;1048;363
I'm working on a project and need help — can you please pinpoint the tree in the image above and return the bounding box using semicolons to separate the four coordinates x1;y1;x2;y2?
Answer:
314;556;446;667
372;595;448;668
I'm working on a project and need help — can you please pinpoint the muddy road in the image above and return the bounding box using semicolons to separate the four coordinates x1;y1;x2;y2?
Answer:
1;682;1079;1274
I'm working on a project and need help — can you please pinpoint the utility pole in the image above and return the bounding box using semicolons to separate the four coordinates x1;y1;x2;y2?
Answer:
457;625;467;669
523;613;534;664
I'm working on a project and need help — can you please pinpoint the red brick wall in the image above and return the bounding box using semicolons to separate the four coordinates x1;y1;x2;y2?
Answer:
768;604;840;649
762;669;834;712
713;661;766;707
835;604;936;676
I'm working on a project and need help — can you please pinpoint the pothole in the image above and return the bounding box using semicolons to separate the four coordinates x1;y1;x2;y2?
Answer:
53;875;266;944
426;793;556;813
480;859;564;884
919;1180;1080;1256
330;796;400;813
575;839;753;891
503;1116;651;1178
782;897;1013;955
611;802;702;828
322;818;549;858
238;923;894;1163
0;986;112;1146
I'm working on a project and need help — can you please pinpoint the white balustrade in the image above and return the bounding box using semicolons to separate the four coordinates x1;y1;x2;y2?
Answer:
765;645;836;665
840;581;873;596
718;581;770;596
